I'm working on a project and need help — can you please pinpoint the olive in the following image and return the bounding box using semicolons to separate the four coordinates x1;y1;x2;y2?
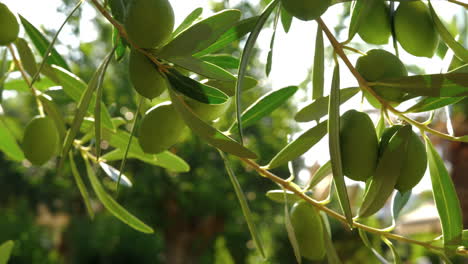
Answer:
394;1;439;58
358;0;391;45
340;110;379;182
129;49;168;99
356;49;408;103
281;0;331;21
0;3;19;46
184;97;231;122
22;116;59;165
138;102;186;154
379;125;427;192
290;201;326;261
124;0;174;49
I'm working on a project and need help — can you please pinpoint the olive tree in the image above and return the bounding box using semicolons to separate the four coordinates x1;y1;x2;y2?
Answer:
0;0;468;262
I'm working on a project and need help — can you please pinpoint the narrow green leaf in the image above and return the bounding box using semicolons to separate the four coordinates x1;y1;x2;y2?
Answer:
102;148;190;173
219;151;266;258
236;0;280;143
69;152;94;219
172;7;203;38
205;77;257;97
463;229;468;248
376;113;386;139
266;5;280;76
313;25;324;99
158;9;241;58
162;56;236;81
382;237;402;264
358;229;389;264
19;15;70;71
295;87;359;122
38;93;67;140
283;189;302;264
307;160;332;190
391;190;411;222
267;121;328;169
359;126;412;218
84;157;154;234
108;0;126;22
425;134;463;249
112;28;127;62
0;49;8;102
280;6;293;33
405;96;464;113
167;70;229;104
429;2;468;63
200;54;240;69
58;52;114;173
3;75;54;92
229;86;298;132
42;65;114;130
0;240;14;264
347;0;373;42
321;215;342;264
373;72;468;97
170;90;257;159
0;117;24;161
99;162;132;187
14;38;38;78
194;16;259;57
328;64;353;226
265;190;301;204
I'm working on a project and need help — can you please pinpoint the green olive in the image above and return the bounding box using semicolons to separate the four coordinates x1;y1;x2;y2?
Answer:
129;49;168;99
22;116;59;166
281;0;331;21
124;0;174;49
0;3;19;46
394;1;439;58
138;102;186;154
357;0;391;45
184;97;231;122
356;49;408;103
379;125;427;192
290;201;326;261
340;110;379;182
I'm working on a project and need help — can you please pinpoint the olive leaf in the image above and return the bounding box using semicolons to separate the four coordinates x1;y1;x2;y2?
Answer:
267;120;327;169
295;87;359;122
391;190;411;224
19;15;70;71
194;16;259;57
162;56;236;81
359;126;412;218
265;190;301;204
169;90;257;159
0;117;24;161
328;64;353;226
166;69;229;104
321;214;342;264
358;229;389;264
171;7;203;39
425;134;463;250
84;156;154;234
69;152;94;219
205;77;257;97
99;162;132;188
347;0;374;42
219;151;266;258
38;93;67;141
3;75;54;92
404;97;464;113
307;160;332;190
229;86;298;132
0;240;14;264
382;237;401;264
200;54;240;69
280;6;293;33
14;38;38;78
313;25;325;99
266;5;280;76
235;0;280;143
158;9;241;58
284;190;302;264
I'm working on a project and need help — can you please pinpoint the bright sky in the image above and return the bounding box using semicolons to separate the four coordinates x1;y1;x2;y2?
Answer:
2;0;458;193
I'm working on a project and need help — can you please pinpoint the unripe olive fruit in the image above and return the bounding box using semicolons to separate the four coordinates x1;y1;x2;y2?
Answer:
290;201;326;261
138;102;186;154
124;0;174;49
281;0;331;21
379;125;427;192
394;1;439;58
0;3;19;46
22;116;59;166
340;110;379;182
184;97;231;122
357;1;391;45
356;49;408;103
129;49;168;99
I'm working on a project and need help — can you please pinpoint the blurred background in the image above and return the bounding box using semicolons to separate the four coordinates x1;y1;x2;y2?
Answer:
0;0;467;263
